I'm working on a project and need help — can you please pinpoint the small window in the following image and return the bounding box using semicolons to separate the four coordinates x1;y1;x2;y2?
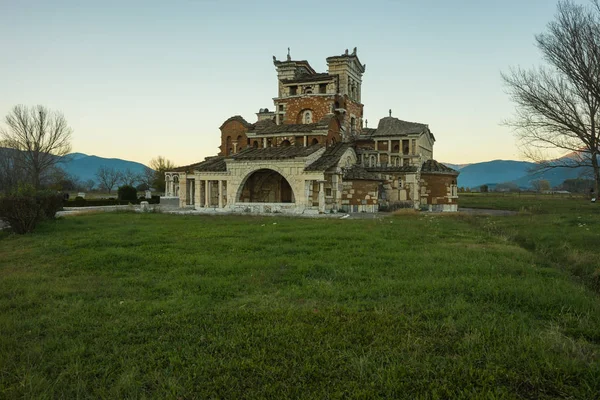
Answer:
290;86;297;96
304;86;313;94
281;139;291;147
303;110;313;124
278;104;284;112
326;188;332;196
311;138;319;145
253;141;259;148
319;84;327;94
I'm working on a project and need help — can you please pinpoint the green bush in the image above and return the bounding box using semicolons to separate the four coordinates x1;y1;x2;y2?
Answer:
37;191;64;220
118;185;137;202
0;188;63;234
74;196;86;207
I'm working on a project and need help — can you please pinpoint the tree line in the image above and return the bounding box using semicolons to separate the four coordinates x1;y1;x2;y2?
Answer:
1;104;176;195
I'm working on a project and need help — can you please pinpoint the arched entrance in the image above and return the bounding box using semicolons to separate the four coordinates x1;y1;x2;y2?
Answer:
237;169;295;203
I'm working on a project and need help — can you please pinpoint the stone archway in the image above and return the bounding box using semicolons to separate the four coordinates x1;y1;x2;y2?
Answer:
237;169;296;203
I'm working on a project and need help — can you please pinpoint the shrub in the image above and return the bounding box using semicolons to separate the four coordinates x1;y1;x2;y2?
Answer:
118;185;137;202
0;195;41;234
0;188;63;234
36;191;64;220
74;196;86;207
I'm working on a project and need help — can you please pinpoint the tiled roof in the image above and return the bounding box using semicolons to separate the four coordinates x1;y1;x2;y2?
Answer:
365;166;418;173
343;165;383;181
421;160;459;175
251;123;323;134
219;115;253;130
372;117;428;137
305;143;351;171
231;144;323;160
359;128;376;136
172;156;227;173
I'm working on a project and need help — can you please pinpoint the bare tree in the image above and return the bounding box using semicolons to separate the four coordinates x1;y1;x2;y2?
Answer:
502;0;600;194
95;166;122;194
149;156;177;192
0;144;28;192
139;167;156;190
120;168;141;187
1;105;72;189
83;179;96;192
532;179;551;192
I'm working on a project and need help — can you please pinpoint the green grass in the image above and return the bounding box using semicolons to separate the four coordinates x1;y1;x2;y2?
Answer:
1;211;600;398
459;192;600;293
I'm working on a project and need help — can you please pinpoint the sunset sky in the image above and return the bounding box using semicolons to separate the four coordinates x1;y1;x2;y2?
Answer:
0;0;569;166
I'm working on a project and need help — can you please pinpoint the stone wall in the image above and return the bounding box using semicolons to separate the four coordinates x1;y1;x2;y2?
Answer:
340;180;379;212
420;173;458;209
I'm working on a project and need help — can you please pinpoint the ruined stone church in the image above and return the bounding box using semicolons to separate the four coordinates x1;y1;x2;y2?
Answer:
164;48;459;213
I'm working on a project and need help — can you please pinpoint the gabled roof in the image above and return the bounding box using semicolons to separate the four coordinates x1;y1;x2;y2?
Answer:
230;144;323;160
421;160;459;175
365;165;418;173
343;165;383;181
219;115;253;130
305;143;351;171
172;156;227;173
372;117;428;137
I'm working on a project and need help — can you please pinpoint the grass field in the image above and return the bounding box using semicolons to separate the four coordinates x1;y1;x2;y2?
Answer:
1;200;599;398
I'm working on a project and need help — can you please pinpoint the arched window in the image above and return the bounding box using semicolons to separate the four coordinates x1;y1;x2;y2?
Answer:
253;141;259;148
370;155;376;167
303;110;313;124
393;144;400;153
225;136;232;155
311;138;319;145
304;86;313;94
237;135;244;151
281;139;291;147
350;117;356;133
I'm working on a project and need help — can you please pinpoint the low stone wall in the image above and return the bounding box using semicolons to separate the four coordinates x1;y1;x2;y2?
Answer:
228;202;319;215
160;197;180;207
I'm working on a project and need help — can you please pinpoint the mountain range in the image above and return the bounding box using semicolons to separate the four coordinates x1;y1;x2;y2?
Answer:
13;151;591;190
59;153;150;184
443;158;592;189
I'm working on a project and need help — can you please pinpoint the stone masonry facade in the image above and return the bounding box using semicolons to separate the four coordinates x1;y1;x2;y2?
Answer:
164;48;459;214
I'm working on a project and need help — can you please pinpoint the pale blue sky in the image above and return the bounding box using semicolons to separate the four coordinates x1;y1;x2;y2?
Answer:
0;0;570;165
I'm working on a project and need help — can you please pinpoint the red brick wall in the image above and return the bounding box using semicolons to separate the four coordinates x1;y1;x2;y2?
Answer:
220;121;249;156
420;174;458;205
279;96;334;124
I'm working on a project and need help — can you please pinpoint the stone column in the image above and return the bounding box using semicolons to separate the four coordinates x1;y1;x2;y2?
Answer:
318;181;325;213
194;177;202;208
233;143;237;154
304;136;307;146
263;138;267;148
388;140;391;152
204;180;210;208
218;180;223;208
179;176;187;208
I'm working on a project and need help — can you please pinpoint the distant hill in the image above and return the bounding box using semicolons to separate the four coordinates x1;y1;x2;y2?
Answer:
60;153;150;184
441;163;470;171
455;160;536;189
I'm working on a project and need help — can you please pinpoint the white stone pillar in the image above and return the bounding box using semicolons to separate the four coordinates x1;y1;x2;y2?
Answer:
304;136;307;146
179;177;187;207
318;181;325;213
233;143;238;154
204;180;210;208
263;138;267;148
218;180;223;208
388;140;391;152
194;177;201;208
